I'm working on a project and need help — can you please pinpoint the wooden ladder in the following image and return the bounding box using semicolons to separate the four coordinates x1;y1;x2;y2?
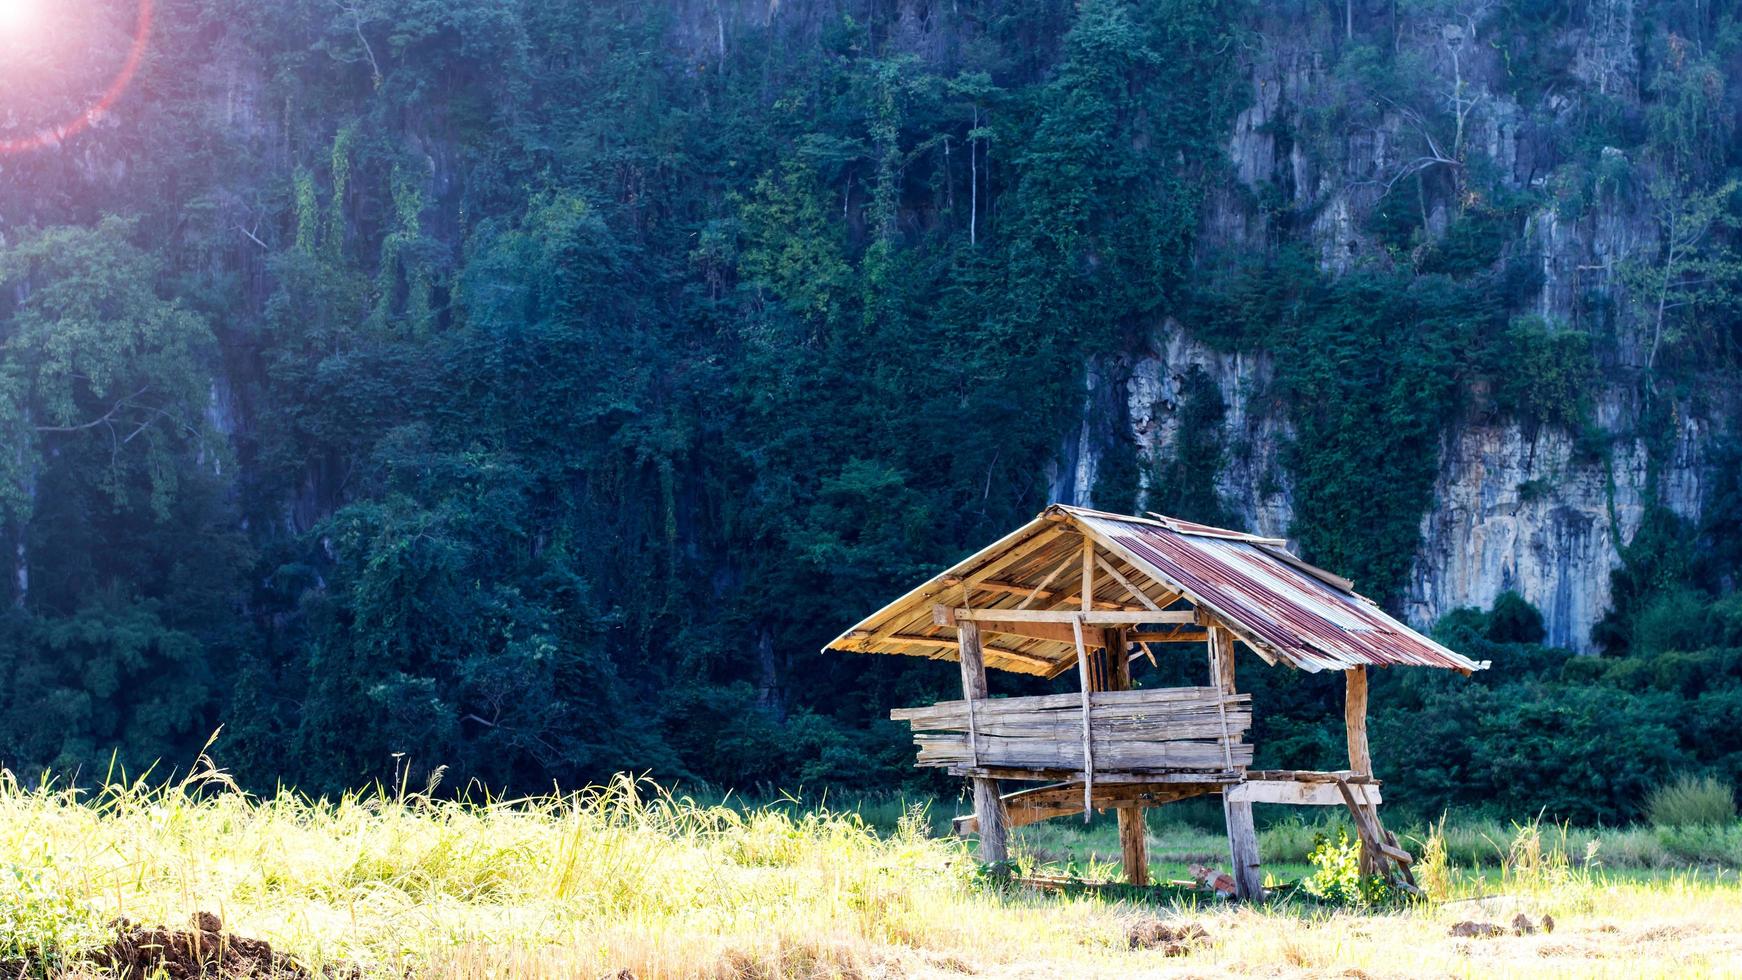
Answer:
1334;777;1421;895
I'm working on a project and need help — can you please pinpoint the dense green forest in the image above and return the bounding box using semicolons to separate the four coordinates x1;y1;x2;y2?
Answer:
1;0;1741;825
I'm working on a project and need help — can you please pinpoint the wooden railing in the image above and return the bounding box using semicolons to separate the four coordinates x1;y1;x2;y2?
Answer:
890;686;1253;774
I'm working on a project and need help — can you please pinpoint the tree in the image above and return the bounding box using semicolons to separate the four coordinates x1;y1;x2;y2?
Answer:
0;218;221;608
1621;178;1742;373
0;219;245;777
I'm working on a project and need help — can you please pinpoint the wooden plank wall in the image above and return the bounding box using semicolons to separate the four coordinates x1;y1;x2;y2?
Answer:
892;688;1254;772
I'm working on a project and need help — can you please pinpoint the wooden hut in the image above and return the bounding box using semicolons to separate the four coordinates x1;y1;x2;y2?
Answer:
825;504;1487;897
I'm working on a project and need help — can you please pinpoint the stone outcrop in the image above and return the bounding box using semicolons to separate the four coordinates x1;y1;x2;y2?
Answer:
1058;3;1735;652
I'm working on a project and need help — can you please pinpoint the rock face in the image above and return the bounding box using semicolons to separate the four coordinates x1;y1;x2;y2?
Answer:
1049;327;1295;540
1408;395;1715;651
1068;344;1727;654
1060;6;1736;652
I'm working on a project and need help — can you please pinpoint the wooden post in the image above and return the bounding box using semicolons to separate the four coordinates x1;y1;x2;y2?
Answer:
1105;626;1150;886
958;622;1008;863
1071;616;1094;822
1106;627;1132;689
1345;666;1371;776
1211;624;1263;899
1211;625;1236;693
1345;665;1375;875
1072;538;1096;823
1224;799;1263;900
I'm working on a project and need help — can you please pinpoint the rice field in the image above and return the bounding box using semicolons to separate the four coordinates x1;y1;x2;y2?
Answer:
2;763;1741;979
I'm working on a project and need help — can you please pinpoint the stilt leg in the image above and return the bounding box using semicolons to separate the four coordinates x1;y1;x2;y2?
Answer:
1118;805;1150;886
1224;796;1263;900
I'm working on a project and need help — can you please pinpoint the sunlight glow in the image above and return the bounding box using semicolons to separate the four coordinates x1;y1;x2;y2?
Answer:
0;0;37;37
0;0;154;155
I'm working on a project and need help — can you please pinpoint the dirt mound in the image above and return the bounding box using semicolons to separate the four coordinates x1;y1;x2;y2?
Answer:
92;912;343;979
1127;919;1210;955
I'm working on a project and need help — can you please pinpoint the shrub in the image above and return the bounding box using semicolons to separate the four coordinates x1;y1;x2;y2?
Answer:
1465;685;1690;825
1301;830;1395;907
1494;316;1595;432
1633;589;1716;658
1487;591;1547;644
1655;823;1742;866
1302;829;1363;905
0;860;104;977
1647;775;1738;828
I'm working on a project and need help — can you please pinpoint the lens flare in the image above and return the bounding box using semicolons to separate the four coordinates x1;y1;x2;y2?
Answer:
0;0;154;155
0;0;36;35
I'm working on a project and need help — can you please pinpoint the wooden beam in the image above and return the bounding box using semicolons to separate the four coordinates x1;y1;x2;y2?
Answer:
1103;625;1149;886
936;604;1148;628
1346;665;1374;875
1130;628;1209;644
1225;780;1383;806
1081;540;1094;613
1016;555;1074;609
855;632;1057;669
1224;799;1263;900
1071;615;1094;823
1106;628;1130;690
1211;626;1237;693
1017;557;1066;609
973;619;1084;645
1095;554;1164;612
1246;769;1379;783
1210;623;1261;898
1345;666;1371;777
954;780;1216;834
1335;777;1408;879
936;604;1084;643
955;609;1195;625
949;577;1140;611
957;623;1008;864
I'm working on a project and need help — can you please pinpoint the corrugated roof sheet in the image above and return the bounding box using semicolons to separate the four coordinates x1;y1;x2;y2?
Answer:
824;504;1486;675
1071;509;1483;673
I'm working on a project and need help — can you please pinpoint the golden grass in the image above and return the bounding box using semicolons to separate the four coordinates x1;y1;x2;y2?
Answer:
3;762;1741;979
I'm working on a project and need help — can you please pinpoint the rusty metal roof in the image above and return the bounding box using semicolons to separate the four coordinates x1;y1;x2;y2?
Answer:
824;504;1485;676
1070;508;1483;673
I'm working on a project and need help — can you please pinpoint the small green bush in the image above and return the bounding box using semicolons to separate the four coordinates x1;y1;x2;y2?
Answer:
1494;316;1596;432
1302;830;1395;907
0;861;104;977
1647;775;1738;828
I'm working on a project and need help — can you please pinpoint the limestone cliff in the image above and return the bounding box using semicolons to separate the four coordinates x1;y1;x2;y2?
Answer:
1056;1;1737;651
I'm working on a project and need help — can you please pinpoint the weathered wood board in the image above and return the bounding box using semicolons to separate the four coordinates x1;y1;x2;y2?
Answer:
1225;780;1382;806
893;687;1252;773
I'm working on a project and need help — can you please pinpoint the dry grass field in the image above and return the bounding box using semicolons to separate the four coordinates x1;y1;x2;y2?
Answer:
2;763;1740;979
